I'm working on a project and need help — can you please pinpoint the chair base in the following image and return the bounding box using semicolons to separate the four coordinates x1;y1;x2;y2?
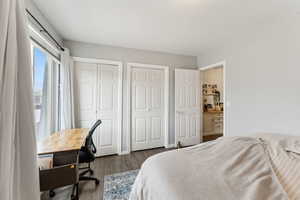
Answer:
71;183;79;200
49;190;55;198
79;176;100;184
79;163;99;185
80;168;94;177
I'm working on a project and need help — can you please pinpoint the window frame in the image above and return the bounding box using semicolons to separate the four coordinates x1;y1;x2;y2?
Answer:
30;40;62;137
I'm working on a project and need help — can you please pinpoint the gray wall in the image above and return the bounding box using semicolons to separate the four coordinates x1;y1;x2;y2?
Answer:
198;15;300;137
64;40;198;152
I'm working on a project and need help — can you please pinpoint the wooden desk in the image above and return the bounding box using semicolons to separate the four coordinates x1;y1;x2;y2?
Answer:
38;128;89;199
37;128;89;155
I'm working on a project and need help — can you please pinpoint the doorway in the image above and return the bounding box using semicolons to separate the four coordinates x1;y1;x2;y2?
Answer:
200;62;225;142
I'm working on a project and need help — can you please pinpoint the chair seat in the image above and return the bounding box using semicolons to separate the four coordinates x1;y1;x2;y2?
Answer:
79;149;95;163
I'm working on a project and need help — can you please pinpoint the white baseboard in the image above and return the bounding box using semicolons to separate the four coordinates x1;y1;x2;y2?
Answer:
165;144;176;148
118;150;130;155
118;144;175;155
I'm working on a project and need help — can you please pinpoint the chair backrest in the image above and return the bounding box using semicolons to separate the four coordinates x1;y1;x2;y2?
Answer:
84;119;102;154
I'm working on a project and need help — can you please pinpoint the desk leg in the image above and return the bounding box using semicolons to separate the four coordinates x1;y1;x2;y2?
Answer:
52;151;80;200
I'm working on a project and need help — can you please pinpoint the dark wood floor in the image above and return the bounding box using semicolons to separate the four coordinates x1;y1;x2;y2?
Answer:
41;148;170;200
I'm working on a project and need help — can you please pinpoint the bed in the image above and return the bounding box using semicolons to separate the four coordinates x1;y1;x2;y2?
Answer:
130;135;300;200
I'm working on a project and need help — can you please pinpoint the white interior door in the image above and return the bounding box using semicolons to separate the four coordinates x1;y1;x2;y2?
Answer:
74;62;97;129
74;61;120;156
95;64;119;156
131;67;165;151
175;69;201;146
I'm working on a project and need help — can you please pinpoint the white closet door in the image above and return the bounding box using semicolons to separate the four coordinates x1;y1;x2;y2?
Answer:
94;64;119;156
74;61;119;156
175;69;201;146
131;68;164;151
74;62;97;128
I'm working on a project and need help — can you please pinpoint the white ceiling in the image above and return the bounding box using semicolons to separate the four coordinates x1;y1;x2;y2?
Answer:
32;0;299;56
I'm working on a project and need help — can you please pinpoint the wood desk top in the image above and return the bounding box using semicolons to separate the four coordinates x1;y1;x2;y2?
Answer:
37;128;89;155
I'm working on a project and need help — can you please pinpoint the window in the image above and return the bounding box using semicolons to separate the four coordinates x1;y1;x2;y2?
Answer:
33;47;47;135
31;44;60;141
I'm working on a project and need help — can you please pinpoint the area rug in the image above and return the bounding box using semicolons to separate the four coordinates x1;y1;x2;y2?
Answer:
103;169;139;200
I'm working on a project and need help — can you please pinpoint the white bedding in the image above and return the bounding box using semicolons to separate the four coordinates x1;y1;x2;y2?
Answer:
267;145;300;200
129;137;289;200
251;133;300;199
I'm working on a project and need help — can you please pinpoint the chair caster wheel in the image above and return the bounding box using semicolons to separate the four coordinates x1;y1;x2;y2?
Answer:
49;190;55;198
95;179;100;185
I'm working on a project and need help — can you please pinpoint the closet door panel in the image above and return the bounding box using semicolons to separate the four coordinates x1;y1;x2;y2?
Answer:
131;68;164;151
99;119;113;146
74;61;120;156
148;69;164;146
135;118;147;143
151;117;162;140
94;64;119;156
175;69;201;146
74;62;97;128
131;68;149;151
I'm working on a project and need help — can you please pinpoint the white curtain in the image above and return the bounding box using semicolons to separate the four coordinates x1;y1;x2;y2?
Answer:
37;58;60;140
60;48;75;129
51;60;60;132
0;0;40;200
38;60;49;140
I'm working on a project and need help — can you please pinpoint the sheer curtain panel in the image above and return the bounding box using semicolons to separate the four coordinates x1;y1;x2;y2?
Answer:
0;0;40;199
60;48;75;129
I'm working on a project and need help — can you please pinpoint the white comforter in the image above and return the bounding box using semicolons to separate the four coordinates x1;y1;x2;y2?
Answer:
129;137;288;200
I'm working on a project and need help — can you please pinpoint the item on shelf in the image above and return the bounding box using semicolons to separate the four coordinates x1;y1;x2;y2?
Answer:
219;103;224;111
206;104;213;111
203;104;208;112
214;90;220;104
205;96;214;107
215;104;221;111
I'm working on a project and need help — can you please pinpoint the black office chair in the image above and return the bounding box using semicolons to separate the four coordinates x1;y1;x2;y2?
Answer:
78;120;101;184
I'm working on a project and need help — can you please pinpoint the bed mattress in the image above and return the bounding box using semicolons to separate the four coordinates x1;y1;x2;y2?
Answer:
130;137;288;200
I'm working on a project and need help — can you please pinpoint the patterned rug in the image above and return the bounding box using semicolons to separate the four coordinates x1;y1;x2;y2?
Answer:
103;169;139;200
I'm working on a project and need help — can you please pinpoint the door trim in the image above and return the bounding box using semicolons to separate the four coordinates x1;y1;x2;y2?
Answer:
127;63;169;153
73;57;123;155
200;60;226;137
